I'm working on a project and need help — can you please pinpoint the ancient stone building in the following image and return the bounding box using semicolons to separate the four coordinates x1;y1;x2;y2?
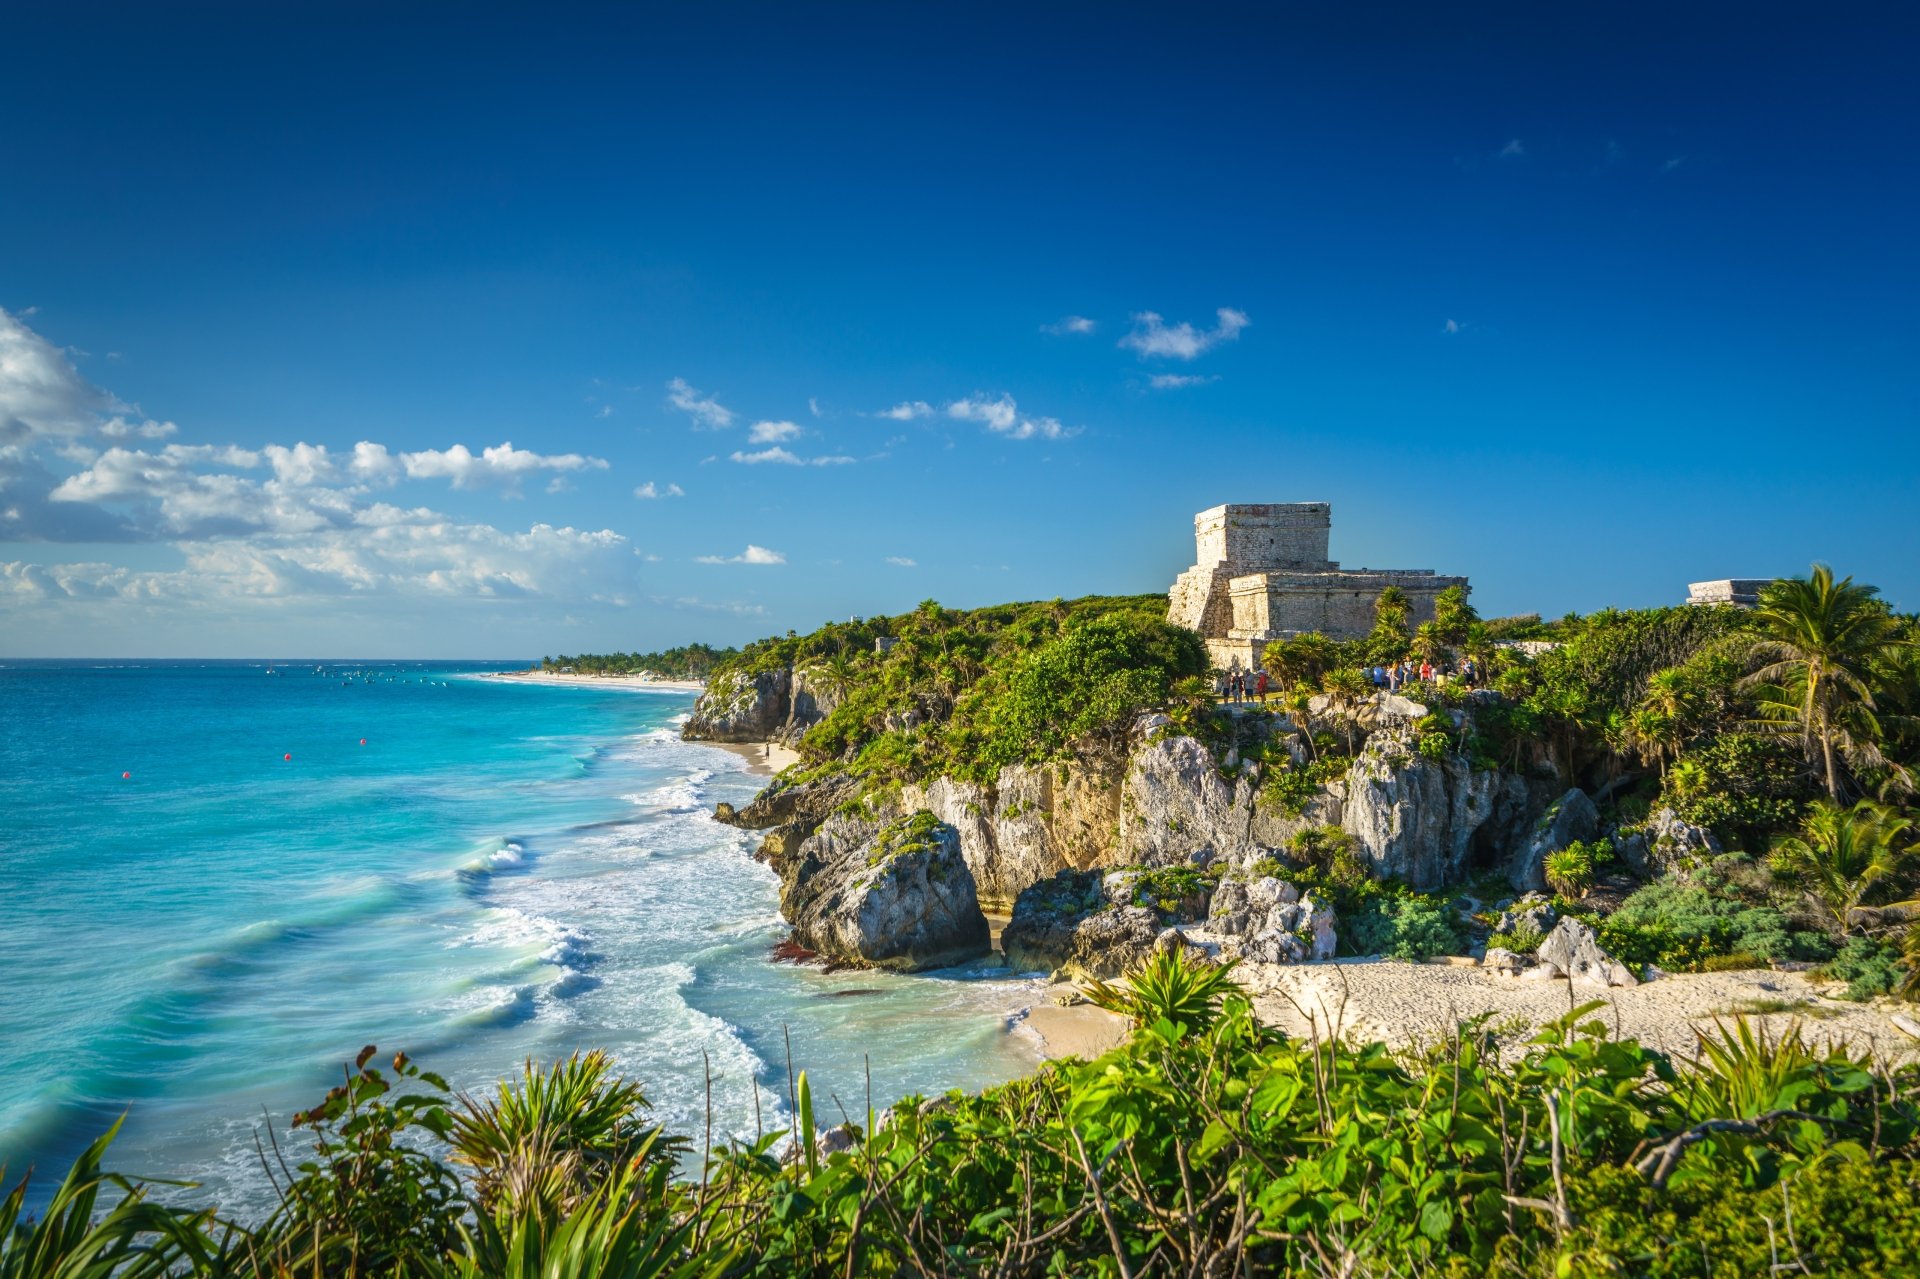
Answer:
1168;503;1470;670
1686;579;1770;609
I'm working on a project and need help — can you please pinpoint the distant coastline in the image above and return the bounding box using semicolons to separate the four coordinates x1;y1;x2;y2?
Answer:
479;669;707;693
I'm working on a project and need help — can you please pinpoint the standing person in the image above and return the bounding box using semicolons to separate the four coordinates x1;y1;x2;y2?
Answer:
1256;670;1269;703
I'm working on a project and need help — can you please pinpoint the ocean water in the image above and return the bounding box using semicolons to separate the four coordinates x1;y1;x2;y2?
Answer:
0;660;1043;1214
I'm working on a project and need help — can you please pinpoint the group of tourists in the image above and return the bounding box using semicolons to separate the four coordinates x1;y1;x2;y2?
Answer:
1220;668;1269;704
1366;657;1481;691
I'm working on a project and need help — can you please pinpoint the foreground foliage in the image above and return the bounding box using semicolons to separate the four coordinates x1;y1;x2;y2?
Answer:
8;951;1920;1278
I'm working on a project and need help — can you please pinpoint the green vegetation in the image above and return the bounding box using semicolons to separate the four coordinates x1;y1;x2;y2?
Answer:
540;644;736;680
1596;879;1829;973
1342;886;1461;961
14;951;1920;1277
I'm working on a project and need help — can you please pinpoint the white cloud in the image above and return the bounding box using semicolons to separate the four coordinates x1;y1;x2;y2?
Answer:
98;417;178;440
398;441;608;491
695;544;785;565
665;377;735;429
634;481;685;499
947;393;1081;441
0;306;124;442
1498;138;1525;158
1442;319;1462;335
1148;374;1217;390
595;404;613;419
878;401;932;421
1042;315;1096;335
747;419;803;444
1119;308;1249;361
729;446;854;466
884;556;917;567
653;594;768;616
808;397;823;418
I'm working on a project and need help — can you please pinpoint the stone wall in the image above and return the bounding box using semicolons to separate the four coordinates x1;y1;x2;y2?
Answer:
1193;502;1333;569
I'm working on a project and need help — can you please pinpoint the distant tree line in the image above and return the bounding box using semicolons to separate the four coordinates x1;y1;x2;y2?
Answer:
538;644;737;680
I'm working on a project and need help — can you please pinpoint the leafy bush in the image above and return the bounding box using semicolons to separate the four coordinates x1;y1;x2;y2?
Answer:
1823;936;1906;1001
1670;732;1811;846
1597;881;1831;972
1545;843;1597;897
1487;925;1546;955
1284;824;1369;887
1343;887;1461;960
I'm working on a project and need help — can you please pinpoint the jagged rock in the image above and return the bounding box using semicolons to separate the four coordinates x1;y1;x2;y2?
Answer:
1495;894;1558;937
1117;732;1257;866
1207;875;1337;963
1153;926;1212;965
784;811;989;972
1340;730;1535;889
1520;961;1567;983
1509;788;1599;892
1615;807;1723;877
1104;868;1210;921
784;665;845;740
684;667;793;742
1482;947;1534;971
1001;870;1161;979
715;774;860;860
1535;917;1638;988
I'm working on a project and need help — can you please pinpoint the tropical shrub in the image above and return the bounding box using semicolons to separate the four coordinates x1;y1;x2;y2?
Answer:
1083;948;1242;1030
1487;924;1546;955
1343;887;1461;960
1822;936;1906;1001
1597;881;1829;972
1769;799;1916;935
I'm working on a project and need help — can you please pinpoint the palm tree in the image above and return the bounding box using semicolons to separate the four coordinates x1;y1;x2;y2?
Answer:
1768;800;1915;936
1322;667;1370;753
1410;621;1449;667
1262;631;1337;689
1374;586;1410;629
1745;566;1906;800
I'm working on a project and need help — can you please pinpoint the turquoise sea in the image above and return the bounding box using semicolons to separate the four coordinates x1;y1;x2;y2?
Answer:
0;661;1042;1214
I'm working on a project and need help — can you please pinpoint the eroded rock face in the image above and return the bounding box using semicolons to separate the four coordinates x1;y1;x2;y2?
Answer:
1117;731;1257;867
1482;947;1534;971
684;667;793;742
784;812;989;972
1339;731;1536;890
1509;788;1600;892
1495;895;1558;938
1536;917;1638;988
1208;875;1337;963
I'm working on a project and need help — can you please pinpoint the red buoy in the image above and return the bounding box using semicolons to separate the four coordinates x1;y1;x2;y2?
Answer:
359;738;367;746
283;753;293;761
121;771;131;779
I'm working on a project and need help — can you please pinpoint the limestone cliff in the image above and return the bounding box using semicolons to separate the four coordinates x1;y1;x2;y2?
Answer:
683;665;845;745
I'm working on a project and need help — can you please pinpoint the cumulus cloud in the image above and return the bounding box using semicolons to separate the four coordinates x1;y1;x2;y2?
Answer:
884;556;917;567
747;419;803;444
947;394;1080;441
695;544;786;565
634;481;685;499
1042;315;1096;335
1148;374;1217;390
1498;138;1525;158
877;401;932;421
0;306;124;442
652;594;768;616
396;441;607;490
1118;308;1249;360
665;377;735;429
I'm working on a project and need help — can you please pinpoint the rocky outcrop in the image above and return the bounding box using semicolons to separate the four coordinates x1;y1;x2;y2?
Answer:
1001;871;1163;980
1115;722;1259;867
1614;807;1722;878
1339;730;1536;890
1482;947;1534;971
1509;788;1599;892
1207;876;1336;963
684;663;843;745
1494;894;1558;938
783;811;989;971
1535;917;1638;988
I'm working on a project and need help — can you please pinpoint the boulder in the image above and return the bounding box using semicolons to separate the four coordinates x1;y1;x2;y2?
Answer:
1495;894;1558;937
1001;870;1161;980
1206;875;1337;963
1509;789;1599;892
1535;917;1638;988
784;811;989;972
1117;732;1257;866
1615;807;1722;877
1482;947;1534;971
1520;960;1567;983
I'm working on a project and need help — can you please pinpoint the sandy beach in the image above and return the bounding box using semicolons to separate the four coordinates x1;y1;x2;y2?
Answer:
1244;959;1920;1063
481;670;707;693
1017;983;1130;1060
712;740;803;777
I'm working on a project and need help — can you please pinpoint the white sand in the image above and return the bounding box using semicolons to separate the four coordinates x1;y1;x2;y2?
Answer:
711;740;802;777
1018;984;1130;1060
1244;959;1920;1063
480;670;706;693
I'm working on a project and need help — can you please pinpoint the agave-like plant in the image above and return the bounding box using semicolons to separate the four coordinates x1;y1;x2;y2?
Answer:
0;1120;214;1279
1085;948;1242;1033
442;1166;720;1279
451;1051;687;1217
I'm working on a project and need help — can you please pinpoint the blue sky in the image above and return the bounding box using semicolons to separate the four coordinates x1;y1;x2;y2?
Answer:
3;3;1916;657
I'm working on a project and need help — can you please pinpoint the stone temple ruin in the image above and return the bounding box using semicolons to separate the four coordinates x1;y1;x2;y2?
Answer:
1168;502;1470;670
